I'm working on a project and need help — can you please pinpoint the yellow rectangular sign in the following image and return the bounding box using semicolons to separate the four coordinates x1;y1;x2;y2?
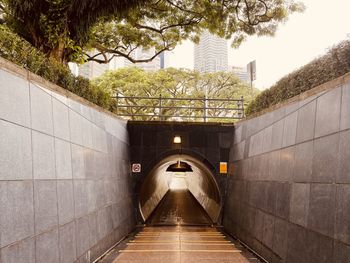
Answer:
220;162;227;174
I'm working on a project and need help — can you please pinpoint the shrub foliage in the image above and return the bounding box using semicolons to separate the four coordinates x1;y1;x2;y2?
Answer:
246;40;350;116
0;25;112;109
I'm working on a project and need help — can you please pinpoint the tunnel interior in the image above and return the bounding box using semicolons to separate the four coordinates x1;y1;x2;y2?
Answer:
139;154;221;225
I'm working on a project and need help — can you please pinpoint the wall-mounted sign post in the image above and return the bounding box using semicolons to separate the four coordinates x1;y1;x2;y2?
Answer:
220;162;227;174
132;163;141;173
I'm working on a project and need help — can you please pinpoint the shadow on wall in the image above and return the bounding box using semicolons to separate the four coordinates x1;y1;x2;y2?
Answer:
139;154;221;223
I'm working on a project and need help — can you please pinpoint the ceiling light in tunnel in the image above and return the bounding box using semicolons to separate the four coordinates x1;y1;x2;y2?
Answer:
173;135;181;144
166;161;193;172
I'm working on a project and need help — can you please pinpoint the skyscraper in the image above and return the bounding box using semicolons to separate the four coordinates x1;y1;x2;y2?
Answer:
194;31;228;73
230;66;249;83
122;47;161;71
77;48;165;79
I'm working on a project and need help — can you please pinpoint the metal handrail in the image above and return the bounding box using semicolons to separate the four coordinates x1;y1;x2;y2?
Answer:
113;95;243;102
115;113;243;119
114;105;242;111
113;94;245;122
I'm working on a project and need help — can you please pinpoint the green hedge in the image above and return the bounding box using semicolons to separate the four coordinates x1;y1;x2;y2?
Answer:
0;25;112;109
246;40;350;116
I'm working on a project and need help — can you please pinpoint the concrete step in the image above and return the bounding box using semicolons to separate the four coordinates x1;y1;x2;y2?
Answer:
100;226;262;263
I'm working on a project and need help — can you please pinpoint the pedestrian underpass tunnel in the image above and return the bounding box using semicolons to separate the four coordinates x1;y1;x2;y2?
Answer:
139;154;221;225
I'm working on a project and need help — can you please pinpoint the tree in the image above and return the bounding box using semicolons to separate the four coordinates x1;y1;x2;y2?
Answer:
0;0;304;64
0;0;146;63
92;67;260;121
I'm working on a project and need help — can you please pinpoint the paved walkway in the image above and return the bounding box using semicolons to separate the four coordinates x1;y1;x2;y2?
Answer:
147;190;212;225
98;190;261;263
108;226;261;263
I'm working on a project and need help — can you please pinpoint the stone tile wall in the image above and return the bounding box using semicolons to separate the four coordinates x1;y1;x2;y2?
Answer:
0;62;134;263
224;75;350;263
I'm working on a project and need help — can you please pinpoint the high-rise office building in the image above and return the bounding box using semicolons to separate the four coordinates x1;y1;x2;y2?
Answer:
194;31;228;73
78;50;115;79
122;47;161;71
77;48;165;79
230;66;249;83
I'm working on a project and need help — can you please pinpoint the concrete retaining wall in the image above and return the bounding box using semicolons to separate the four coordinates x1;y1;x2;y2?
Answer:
0;59;134;263
224;73;350;263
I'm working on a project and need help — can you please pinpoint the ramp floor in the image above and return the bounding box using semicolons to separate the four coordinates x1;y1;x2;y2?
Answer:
99;226;261;263
147;190;212;225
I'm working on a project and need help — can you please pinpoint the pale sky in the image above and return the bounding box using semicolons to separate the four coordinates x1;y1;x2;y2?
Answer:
168;0;350;90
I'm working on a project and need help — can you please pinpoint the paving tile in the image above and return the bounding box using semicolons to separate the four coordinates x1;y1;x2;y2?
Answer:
272;218;289;262
334;241;350;263
307;230;333;263
314;86;341;138
262;213;274;248
76;216;91;257
282;111;298;147
293;140;313;182
271;120;284;151
268;150;281;181
69;109;83;146
340;83;350;130
0;69;30;127
279;146;295;182
32;130;55;179
296;100;316;143
312;133;339;183
338;129;350;183
55;138;72;179
335;184;350;244
30;84;53;135
0;181;34;247
275;182;291;219
35;228;59;263
308;184;335;237
289;183;310;227
71;143;85;179
34;180;58;234
73;180;89;218
0;237;35;263
262;126;273;153
286;224;309;263
0;120;32;180
59;221;77;263
57;180;74;225
52;98;70;141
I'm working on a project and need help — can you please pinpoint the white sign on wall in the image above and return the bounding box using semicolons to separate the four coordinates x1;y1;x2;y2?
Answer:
132;163;141;173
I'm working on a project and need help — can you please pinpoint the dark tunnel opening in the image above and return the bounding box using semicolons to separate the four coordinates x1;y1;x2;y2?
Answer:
138;154;221;225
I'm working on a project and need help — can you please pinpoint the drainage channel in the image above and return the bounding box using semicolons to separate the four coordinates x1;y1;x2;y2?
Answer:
97;226;262;263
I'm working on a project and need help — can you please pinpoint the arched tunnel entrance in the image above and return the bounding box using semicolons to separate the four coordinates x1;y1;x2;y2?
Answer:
139;154;221;226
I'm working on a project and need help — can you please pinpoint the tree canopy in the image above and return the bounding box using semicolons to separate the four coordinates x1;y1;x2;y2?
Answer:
93;67;260;121
0;0;304;63
0;0;145;62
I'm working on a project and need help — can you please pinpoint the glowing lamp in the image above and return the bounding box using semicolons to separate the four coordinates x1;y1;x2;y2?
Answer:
173;135;182;144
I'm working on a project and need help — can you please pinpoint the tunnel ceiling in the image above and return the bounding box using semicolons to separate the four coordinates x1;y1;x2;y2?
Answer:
139;154;222;224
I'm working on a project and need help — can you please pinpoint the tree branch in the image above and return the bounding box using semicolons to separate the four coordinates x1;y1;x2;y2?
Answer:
165;0;201;16
86;45;171;64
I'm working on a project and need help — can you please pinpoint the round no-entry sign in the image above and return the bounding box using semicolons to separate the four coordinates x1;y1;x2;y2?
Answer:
132;163;141;173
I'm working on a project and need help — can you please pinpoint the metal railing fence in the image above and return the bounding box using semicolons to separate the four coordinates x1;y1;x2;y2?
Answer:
112;95;245;122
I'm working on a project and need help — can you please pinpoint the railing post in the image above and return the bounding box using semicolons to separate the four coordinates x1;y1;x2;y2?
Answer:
203;96;207;122
236;96;244;119
158;94;162;121
241;96;245;118
115;92;119;116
